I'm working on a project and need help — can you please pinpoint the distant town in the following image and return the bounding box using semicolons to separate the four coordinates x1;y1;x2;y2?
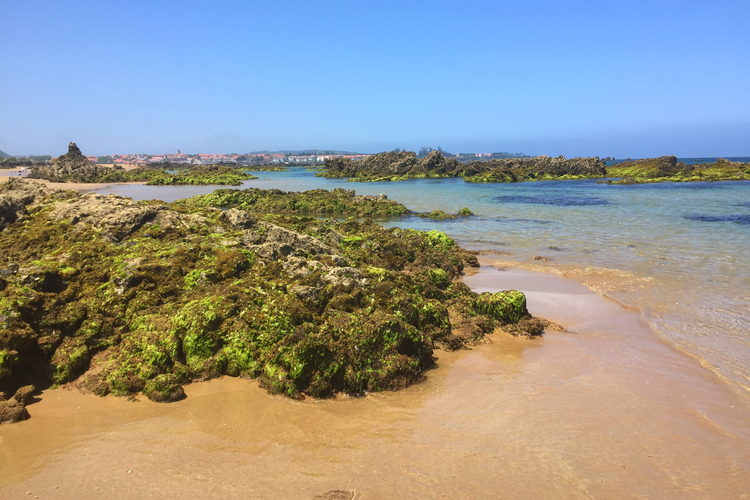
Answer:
0;148;532;166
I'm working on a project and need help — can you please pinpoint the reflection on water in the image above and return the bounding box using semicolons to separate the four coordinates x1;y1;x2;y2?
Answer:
93;172;750;391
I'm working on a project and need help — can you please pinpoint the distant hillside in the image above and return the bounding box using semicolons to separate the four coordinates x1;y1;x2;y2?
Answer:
0;150;10;158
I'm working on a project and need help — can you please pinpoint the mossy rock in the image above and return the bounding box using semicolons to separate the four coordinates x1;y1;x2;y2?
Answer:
50;336;90;384
143;374;186;402
473;290;528;325
0;179;539;410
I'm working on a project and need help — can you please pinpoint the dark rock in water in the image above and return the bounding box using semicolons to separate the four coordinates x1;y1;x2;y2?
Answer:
494;194;609;206
143;374;186;403
13;384;35;404
0;398;29;423
683;214;750;225
27;142;121;183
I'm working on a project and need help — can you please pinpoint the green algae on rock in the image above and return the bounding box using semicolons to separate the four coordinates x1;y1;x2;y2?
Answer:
181;187;410;218
319;150;607;183
121;165;257;186
605;157;750;184
182;187;474;220
0;179;543;414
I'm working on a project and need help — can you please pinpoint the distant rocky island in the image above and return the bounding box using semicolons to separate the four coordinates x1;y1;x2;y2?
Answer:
319;150;750;184
320;150;607;182
0;179;547;423
605;156;750;184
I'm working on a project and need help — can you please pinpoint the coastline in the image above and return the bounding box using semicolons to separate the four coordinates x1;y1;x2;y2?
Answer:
1;260;748;498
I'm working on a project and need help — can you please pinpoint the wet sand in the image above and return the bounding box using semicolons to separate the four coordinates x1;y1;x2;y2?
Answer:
1;260;748;499
0;171;144;191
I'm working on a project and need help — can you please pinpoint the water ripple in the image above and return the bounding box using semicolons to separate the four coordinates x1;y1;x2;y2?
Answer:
493;194;609;206
683;214;750;225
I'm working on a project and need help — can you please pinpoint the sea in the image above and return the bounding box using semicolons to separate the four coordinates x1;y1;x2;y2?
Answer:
86;166;750;395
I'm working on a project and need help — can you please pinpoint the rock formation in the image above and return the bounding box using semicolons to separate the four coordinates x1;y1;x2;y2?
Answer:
28;142;120;183
0;179;545;419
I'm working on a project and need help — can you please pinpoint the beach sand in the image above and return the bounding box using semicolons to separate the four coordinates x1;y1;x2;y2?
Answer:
0;258;748;499
0;170;144;191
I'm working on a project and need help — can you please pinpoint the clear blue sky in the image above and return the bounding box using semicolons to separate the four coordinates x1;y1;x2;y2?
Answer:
1;0;748;157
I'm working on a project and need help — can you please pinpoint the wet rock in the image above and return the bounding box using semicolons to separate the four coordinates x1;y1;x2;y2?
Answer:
502;317;565;337
13;384;36;404
0;398;29;423
473;290;529;324
143;374;186;403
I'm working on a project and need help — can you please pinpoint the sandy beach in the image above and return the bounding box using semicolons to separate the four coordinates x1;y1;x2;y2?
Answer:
0;170;144;191
1;257;747;499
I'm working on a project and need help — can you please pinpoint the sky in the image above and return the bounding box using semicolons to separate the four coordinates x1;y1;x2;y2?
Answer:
1;0;749;157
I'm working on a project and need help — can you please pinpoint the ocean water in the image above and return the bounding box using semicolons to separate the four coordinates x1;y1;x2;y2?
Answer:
93;170;750;393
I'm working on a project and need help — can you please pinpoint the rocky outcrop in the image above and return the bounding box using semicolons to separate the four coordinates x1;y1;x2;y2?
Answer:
321;150;607;182
0;178;53;230
462;156;607;182
28;142;121;183
47;193;164;242
0;385;35;423
143;374;186;402
0;179;540;420
606;157;750;184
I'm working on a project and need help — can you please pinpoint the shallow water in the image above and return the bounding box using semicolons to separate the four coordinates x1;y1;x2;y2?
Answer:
93;170;750;393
